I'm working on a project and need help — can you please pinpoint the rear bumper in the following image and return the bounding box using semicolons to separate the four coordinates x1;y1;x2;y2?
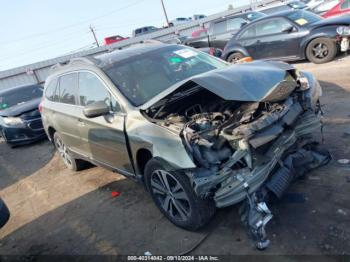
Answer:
0;120;47;146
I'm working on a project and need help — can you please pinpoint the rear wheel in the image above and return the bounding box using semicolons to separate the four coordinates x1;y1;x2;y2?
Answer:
227;52;244;63
145;159;216;230
306;38;337;64
54;132;85;171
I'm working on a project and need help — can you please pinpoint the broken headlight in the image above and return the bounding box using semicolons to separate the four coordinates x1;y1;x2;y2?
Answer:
300;72;322;110
3;117;25;127
337;26;350;36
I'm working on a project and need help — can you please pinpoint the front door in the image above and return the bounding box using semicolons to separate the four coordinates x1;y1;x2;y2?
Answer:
77;71;133;174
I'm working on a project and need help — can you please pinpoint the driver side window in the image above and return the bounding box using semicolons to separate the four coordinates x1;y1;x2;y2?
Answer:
78;72;121;112
255;18;293;36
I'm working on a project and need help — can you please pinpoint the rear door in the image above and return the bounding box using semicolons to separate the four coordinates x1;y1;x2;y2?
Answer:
208;20;228;49
239;18;302;59
209;18;249;49
51;73;84;154
76;71;133;173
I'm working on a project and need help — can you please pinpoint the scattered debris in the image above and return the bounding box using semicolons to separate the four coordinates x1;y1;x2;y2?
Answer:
338;159;350;165
111;191;121;198
308;176;321;180
337;209;347;216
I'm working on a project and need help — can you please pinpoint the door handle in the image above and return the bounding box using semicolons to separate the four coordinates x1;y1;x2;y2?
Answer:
211;36;216;40
78;118;85;126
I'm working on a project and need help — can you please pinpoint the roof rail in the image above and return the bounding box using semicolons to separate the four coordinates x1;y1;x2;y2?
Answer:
50;56;100;71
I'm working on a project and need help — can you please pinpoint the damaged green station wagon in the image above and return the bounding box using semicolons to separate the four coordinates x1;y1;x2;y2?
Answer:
41;43;330;249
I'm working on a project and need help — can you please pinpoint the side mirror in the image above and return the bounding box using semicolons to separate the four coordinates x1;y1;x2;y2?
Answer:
83;101;110;118
282;26;295;33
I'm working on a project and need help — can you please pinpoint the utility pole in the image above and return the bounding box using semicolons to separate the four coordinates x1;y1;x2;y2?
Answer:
89;25;100;47
160;0;170;27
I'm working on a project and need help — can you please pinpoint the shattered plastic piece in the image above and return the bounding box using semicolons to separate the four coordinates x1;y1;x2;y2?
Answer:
337;209;347;216
337;159;350;165
111;191;120;198
239;192;273;250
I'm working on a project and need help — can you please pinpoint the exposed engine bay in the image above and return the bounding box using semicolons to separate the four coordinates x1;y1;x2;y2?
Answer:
143;63;330;249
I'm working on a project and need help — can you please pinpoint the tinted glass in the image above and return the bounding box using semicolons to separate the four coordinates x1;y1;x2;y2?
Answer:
102;46;228;106
212;21;226;34
79;72;120;112
239;25;256;38
0;85;43;111
45;78;58;101
227;18;248;31
341;0;350;9
246;12;266;21
59;73;77;105
286;10;322;26
256;18;293;36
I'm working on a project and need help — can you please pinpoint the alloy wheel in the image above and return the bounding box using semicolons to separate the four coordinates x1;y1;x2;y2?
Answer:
150;170;191;221
55;136;73;168
312;43;329;59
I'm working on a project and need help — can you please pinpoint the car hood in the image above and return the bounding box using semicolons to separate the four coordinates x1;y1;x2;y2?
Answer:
140;60;298;110
310;15;350;28
0;98;41;117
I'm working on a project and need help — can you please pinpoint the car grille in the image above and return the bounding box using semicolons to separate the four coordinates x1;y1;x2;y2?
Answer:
28;119;43;130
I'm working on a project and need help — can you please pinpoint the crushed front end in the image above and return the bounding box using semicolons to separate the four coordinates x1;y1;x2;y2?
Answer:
143;61;330;249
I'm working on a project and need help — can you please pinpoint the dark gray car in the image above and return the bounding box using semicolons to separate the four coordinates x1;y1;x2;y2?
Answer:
41;43;329;249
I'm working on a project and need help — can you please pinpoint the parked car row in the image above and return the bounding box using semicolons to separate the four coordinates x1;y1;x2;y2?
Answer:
184;9;350;64
0;84;46;147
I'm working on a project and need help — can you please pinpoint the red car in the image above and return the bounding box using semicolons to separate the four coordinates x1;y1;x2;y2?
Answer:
322;0;350;18
191;28;207;38
104;35;129;45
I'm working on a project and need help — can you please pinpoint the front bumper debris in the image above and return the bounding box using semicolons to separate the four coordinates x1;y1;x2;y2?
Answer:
190;98;330;249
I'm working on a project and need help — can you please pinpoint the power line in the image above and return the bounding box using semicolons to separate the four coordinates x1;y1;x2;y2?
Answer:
89;25;100;47
160;0;170;27
0;0;146;46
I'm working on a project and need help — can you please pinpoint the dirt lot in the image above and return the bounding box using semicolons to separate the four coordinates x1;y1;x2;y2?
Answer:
0;55;350;256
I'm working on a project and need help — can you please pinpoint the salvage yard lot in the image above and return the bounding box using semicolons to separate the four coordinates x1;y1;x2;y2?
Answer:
1;55;350;255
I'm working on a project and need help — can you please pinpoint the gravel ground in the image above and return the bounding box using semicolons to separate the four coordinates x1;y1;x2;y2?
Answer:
0;55;349;256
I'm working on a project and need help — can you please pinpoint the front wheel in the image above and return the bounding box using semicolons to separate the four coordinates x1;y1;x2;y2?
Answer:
306;38;337;64
144;159;216;230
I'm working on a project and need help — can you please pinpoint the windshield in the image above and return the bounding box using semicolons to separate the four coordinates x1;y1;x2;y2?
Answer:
103;45;228;106
287;10;322;26
0;85;43;111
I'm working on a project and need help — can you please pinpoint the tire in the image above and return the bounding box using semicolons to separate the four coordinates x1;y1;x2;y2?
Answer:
306;38;337;64
0;198;10;228
144;158;216;230
53;132;85;171
227;52;244;63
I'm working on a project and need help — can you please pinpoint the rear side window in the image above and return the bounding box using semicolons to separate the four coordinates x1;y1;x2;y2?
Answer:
212;21;226;34
59;73;78;105
45;78;58;101
239;25;256;39
78;72;121;112
255;18;293;36
227;18;248;31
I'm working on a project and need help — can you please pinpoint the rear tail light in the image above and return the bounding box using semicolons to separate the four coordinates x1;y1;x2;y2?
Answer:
209;47;215;56
38;97;44;113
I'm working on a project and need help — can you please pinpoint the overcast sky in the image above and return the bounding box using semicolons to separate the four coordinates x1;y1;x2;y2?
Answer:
0;0;249;72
